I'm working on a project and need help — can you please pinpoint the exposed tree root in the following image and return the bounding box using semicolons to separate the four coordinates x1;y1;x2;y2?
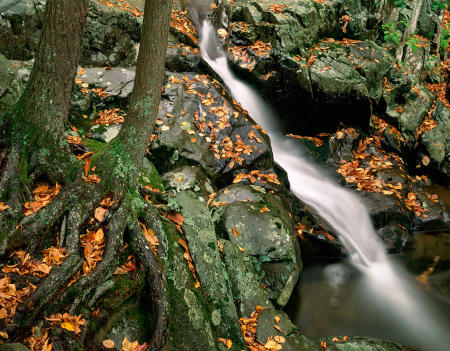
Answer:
129;217;169;351
1;174;170;350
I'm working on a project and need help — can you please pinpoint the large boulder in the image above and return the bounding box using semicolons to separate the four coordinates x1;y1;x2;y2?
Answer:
211;184;301;307
149;72;273;183
0;0;142;66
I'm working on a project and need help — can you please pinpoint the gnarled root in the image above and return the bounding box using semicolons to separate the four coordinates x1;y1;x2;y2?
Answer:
1;178;170;350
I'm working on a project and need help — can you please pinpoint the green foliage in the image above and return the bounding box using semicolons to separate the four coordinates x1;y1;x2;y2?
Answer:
432;1;450;11
441;25;450;52
382;22;402;45
405;35;421;52
388;0;408;9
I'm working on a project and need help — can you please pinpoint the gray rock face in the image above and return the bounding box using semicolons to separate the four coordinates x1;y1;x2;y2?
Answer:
212;184;301;307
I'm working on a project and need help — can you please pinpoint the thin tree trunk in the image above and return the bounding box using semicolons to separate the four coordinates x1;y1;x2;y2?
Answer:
11;0;89;180
431;9;445;56
396;0;424;61
113;0;172;176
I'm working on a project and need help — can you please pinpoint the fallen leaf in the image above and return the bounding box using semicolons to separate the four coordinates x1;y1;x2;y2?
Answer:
94;207;107;222
102;340;115;348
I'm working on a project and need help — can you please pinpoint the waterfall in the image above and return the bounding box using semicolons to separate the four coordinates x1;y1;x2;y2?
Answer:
191;7;450;351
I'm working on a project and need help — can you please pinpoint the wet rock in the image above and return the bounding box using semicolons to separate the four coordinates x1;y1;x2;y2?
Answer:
162;165;216;202
212;0;398;134
0;1;142;66
325;129;450;253
0;53;20;113
211;184;301;307
175;190;245;350
149;72;273;182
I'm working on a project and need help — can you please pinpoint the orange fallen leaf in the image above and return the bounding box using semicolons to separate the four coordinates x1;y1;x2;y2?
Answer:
103;340;115;348
232;228;239;237
94;206;107;222
0;202;9;212
218;338;232;349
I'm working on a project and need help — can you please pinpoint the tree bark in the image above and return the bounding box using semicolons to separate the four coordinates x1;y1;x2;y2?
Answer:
396;0;424;62
112;0;172;177
431;9;445;56
11;0;89;180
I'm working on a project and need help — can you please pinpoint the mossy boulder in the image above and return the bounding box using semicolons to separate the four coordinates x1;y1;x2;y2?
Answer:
211;184;301;307
175;190;245;350
160;219;218;351
221;239;273;317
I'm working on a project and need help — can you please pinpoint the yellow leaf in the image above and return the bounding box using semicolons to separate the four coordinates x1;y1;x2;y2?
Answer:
61;321;75;332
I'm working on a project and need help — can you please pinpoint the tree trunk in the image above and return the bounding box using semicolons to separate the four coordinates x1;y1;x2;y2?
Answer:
11;0;89;180
111;0;172;177
396;0;424;62
431;9;445;56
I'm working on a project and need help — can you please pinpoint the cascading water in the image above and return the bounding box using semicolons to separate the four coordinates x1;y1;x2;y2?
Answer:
190;5;450;351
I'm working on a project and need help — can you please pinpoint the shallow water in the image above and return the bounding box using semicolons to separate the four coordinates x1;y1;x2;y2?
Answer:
286;258;450;347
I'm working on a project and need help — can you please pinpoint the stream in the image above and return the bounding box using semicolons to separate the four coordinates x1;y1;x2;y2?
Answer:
190;3;450;350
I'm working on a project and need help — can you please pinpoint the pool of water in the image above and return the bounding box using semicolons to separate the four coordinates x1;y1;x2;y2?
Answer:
285;258;450;348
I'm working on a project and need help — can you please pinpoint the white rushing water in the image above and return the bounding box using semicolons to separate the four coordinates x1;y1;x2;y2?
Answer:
193;9;450;351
